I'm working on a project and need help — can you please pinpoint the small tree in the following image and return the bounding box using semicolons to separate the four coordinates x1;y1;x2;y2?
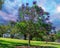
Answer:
0;0;4;10
9;21;19;38
0;25;10;37
56;30;60;40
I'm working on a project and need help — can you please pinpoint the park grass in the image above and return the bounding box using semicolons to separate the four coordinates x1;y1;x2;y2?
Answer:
0;38;60;48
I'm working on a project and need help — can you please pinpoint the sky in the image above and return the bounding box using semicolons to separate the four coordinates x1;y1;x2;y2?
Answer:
0;0;60;30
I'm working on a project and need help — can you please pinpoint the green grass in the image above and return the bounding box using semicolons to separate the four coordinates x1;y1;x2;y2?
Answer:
0;38;60;48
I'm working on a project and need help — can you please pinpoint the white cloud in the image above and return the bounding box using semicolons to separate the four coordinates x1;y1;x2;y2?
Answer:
0;11;17;22
3;0;21;15
56;5;60;13
36;0;57;14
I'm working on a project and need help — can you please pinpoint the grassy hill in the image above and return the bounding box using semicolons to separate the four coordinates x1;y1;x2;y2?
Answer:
0;38;60;48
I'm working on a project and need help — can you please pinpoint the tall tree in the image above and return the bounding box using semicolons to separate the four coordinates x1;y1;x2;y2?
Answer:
18;1;53;46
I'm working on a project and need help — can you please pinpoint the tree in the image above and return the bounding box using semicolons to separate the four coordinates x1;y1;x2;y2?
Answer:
0;25;10;37
17;1;53;46
0;0;4;10
8;21;19;38
56;30;60;39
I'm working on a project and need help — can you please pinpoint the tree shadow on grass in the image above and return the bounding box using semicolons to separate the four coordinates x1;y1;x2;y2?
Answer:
0;40;28;48
16;46;57;48
45;42;60;45
30;45;57;48
0;40;57;48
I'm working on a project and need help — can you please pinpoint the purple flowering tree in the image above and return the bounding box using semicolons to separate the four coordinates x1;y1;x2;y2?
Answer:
17;1;56;46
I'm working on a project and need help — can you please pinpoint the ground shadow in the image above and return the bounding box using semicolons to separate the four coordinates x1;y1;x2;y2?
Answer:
0;40;57;48
16;46;57;48
0;40;28;48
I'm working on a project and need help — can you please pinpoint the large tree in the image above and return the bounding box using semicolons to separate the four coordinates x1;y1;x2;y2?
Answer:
17;1;52;46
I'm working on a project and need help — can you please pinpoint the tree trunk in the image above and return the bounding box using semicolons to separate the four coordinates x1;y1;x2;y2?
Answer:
30;35;33;40
28;34;30;46
11;34;14;38
24;34;27;40
0;34;2;37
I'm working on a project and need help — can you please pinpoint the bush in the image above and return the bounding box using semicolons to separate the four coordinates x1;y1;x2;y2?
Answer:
32;37;44;41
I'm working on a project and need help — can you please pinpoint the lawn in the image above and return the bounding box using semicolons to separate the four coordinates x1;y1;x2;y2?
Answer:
0;38;60;48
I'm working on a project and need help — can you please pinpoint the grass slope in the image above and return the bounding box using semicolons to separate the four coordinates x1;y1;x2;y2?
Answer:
0;38;60;48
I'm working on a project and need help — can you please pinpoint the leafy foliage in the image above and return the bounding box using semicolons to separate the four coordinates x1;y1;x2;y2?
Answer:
0;0;4;10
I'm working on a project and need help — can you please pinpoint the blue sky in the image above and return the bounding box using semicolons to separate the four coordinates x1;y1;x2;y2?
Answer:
0;0;60;30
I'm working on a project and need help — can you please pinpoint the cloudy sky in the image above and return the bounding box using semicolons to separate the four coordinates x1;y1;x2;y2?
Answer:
0;0;60;30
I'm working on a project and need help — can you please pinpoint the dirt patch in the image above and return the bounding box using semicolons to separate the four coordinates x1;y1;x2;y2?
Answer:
16;46;56;48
